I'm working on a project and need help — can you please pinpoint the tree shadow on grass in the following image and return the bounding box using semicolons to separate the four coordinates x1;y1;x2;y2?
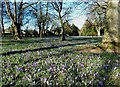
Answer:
67;36;102;42
2;38;56;45
1;39;101;56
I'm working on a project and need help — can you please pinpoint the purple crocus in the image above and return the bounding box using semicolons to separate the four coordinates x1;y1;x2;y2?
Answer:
98;81;104;87
18;67;24;71
32;62;38;67
80;64;84;67
103;76;108;81
38;68;41;72
94;72;100;77
103;65;109;70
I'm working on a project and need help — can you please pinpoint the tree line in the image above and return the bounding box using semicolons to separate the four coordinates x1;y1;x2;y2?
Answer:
1;0;120;51
1;0;107;40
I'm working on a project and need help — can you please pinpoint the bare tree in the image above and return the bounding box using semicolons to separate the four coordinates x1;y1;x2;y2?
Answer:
4;0;37;40
88;1;107;36
51;1;89;40
1;2;5;36
37;2;42;37
93;14;104;36
31;2;50;37
51;2;67;41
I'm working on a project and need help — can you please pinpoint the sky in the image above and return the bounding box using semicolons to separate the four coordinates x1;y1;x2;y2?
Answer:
3;0;90;30
72;15;87;29
8;0;92;2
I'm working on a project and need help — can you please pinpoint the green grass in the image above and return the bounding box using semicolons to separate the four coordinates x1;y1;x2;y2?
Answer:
1;36;120;86
1;36;102;54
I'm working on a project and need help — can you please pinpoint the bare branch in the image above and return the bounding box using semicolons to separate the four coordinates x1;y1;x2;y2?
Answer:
14;0;17;22
18;1;23;24
4;0;14;22
51;3;59;12
21;2;38;11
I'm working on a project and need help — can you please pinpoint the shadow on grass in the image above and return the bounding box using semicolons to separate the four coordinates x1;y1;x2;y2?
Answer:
1;39;101;56
0;38;101;56
2;36;102;45
2;38;56;45
67;36;102;42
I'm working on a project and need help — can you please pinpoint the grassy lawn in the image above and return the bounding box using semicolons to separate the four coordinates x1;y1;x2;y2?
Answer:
1;36;120;86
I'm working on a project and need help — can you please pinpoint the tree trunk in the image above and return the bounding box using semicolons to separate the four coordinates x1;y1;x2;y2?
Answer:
96;27;101;36
1;2;5;37
61;26;66;41
102;0;120;53
1;15;5;37
42;22;45;37
59;13;66;41
38;23;42;37
38;18;42;38
39;2;43;38
39;23;43;38
17;23;21;39
13;22;22;40
11;23;15;36
97;30;100;36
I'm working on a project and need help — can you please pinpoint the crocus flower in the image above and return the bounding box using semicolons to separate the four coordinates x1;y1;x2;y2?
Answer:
98;81;104;87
